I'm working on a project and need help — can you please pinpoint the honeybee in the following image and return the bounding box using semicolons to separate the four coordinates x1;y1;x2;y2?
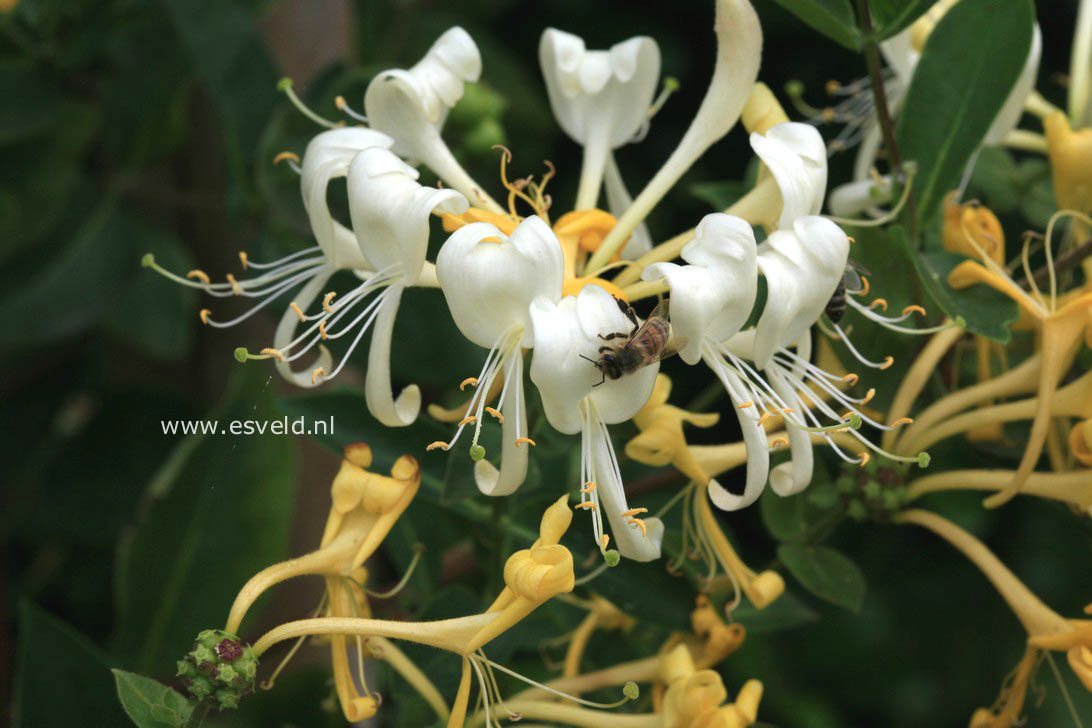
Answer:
581;299;682;386
825;260;870;324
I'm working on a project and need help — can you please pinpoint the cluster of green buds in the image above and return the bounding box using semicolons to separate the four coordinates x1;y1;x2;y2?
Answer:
176;629;258;710
837;459;912;522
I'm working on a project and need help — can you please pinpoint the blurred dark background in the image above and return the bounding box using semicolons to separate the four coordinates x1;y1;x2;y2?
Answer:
2;0;1090;726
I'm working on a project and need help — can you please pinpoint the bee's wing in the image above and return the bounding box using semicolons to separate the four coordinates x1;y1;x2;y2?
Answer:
645;298;670;321
655;335;688;363
842;266;864;294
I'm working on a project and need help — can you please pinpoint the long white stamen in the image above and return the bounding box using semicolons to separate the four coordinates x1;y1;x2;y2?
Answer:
319;288;395;382
437;328;514;451
243;245;322;270
830;323;894;369
202;270;324;328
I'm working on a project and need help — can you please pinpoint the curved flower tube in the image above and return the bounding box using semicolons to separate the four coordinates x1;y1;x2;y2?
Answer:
364;27;503;213
433;216;565;495
529;284;663;561
539;28;661;209
747;122;827;229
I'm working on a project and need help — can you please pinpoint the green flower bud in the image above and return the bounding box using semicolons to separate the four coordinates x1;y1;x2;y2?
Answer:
177;629;258;711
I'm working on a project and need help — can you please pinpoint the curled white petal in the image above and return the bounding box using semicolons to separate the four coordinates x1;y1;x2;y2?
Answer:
749;122;827;228
539;29;660;148
300;128;393;269
437;216;564;348
984;24;1041;146
347;147;467;284
766;369;813;496
364;283;420;427
704;354;770;510
827;177;893;217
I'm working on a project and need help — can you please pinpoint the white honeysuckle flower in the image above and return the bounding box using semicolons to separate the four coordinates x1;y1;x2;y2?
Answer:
748;122;827;229
271;146;468;426
529;284;664;562
142;127;398;390
301;127;394;270
539;28;661;209
1071;0;1092;126
432;215;565;496
364;27;503;213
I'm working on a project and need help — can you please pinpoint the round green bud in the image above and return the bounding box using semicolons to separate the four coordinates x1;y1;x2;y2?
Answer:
233;347;249;363
469;444;486;462
276;77;293;92
603;550;621;567
846;412;863;430
176;629;258;711
954;316;967;329
663;76;680;92
863;480;882;500
784;79;805;97
917;452;931;468
622;681;640;700
846;500;868;521
140;253;155;268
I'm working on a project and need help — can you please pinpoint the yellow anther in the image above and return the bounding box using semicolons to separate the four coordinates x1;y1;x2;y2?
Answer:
580;481;596;494
459;377;479;390
311;367;326;385
890;417;914;427
758;412;774;426
575;502;598;510
626;517;648;537
515;437;537;447
322;291;337;313
842;373;859;386
825;79;841;95
770;437;789;449
199;308;211;324
187;269;211;285
821;107;835;123
858;452;872;466
238;251;249;269
226;273;242;295
260;347;285;362
902;304;926;316
599;534;610;550
335;95;348;110
485;407;503;422
457;415;477;427
879;356;894;370
319;319;329;340
273;151;301;165
426;441;450;451
290;302;305;320
868;297;888;311
781;407;795;414
847;236;856;245
862;388;876;403
737;401;754;409
622;507;649;518
857;276;870;297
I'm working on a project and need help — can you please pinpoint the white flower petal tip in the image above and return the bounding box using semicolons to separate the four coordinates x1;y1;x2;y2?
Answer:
707;477;760;512
364;27;481;150
529;285;658;435
365;284;421;427
300;128;394;269
539;28;661;148
827;177;893;217
613;515;665;562
347;147;468;284
749;121;828;228
643;214;758;365
437;216;564;349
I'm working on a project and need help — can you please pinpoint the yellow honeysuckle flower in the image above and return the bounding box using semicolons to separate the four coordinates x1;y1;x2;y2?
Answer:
560;595;637;678
897;509;1092;722
626;373;720;488
1069;418;1092;465
1045;111;1092;221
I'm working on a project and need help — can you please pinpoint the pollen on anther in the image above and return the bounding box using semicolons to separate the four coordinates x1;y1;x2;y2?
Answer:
226;274;242;295
862;388;876;403
290;302;305;321
319;319;329;340
238;251;249;270
311;367;326;385
868;297;888;311
273;151;301;165
626;517;649;537
891;417;913;426
199;308;211;324
842;373;859;386
426;441;450;451
821;107;835;123
622;507;648;517
514;437;536;447
457;415;477;427
902;304;926;316
575;501;597;510
322;291;337;313
260;347;286;362
737;401;754;409
770;437;789;449
879;356;894;370
758;412;774;426
580;481;596;493
847;236;856;245
858;452;872;466
781;407;795;414
187;269;211;285
459;377;479;390
858;276;870;297
825;79;842;95
599;534;610;550
484;407;504;422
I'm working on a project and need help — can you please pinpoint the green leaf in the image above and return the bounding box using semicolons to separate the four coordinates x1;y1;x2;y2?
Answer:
13;601;129;728
898;221;1019;342
113;371;297;672
896;0;1034;225
760;487;808;542
769;0;860;50
869;0;936;40
690;180;751;211
777;543;866;612
112;670;193;728
732;588;820;634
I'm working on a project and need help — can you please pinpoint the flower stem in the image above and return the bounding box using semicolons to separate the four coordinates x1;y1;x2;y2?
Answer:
855;0;918;240
906;469;1092;510
182;700;211;728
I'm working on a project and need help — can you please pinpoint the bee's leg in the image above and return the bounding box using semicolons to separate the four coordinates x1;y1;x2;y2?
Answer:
615;297;640;333
598;346;613;353
592;370;606;387
598;331;628;341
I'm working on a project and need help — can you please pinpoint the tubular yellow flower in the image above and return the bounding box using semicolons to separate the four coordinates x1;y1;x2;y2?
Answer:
1070;418;1092;466
1045;111;1092;219
626;374;720;487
